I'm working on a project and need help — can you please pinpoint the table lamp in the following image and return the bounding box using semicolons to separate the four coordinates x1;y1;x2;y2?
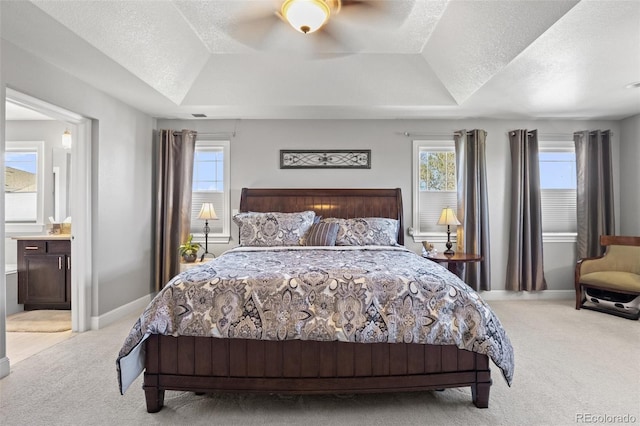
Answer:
197;203;218;261
437;207;460;255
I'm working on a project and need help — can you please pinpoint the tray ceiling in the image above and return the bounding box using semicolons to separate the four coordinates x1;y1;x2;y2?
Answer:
1;0;639;120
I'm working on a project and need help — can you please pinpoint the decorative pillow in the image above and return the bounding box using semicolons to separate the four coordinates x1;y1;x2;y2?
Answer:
302;222;339;246
321;217;400;246
233;211;316;247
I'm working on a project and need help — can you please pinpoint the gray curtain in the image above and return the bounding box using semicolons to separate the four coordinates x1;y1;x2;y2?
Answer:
574;130;615;258
153;129;197;291
505;129;547;291
454;129;491;291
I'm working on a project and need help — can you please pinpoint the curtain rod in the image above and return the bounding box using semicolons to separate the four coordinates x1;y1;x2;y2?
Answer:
532;131;613;139
403;130;488;138
172;131;236;138
402;131;455;138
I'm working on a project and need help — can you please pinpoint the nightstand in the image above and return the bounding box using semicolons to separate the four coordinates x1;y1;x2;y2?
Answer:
424;252;483;279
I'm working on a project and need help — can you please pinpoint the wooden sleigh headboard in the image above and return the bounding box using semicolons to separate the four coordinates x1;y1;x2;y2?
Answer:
239;188;404;245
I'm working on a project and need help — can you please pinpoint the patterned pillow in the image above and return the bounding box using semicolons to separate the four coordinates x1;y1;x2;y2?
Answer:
302;222;339;246
321;217;400;246
233;211;316;247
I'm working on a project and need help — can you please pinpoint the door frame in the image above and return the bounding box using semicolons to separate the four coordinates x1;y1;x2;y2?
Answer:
5;88;92;332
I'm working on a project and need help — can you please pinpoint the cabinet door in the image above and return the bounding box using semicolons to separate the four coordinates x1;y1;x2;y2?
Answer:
22;255;67;304
65;255;71;303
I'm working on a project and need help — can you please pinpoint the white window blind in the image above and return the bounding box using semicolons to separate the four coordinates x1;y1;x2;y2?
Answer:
191;191;224;234
540;189;576;232
418;190;458;233
538;141;576;234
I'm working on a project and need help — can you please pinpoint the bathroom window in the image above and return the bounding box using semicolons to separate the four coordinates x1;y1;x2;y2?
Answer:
5;141;45;232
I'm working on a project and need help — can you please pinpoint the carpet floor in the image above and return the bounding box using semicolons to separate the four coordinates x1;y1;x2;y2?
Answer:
6;310;72;332
1;299;638;426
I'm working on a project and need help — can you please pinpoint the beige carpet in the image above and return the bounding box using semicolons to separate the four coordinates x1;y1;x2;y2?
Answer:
6;310;71;332
1;300;638;426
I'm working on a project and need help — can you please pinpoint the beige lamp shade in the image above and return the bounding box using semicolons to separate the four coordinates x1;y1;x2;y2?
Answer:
437;207;460;255
437;207;460;226
197;203;218;220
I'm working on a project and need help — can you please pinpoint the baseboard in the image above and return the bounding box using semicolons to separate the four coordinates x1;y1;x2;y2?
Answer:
90;294;151;330
479;289;574;301
0;356;10;379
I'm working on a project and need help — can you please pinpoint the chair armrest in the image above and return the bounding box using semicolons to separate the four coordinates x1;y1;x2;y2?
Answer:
578;254;622;276
575;255;606;288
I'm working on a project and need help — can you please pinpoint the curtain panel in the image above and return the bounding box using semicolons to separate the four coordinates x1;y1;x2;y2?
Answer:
454;129;491;291
574;130;615;259
153;129;197;292
505;129;547;292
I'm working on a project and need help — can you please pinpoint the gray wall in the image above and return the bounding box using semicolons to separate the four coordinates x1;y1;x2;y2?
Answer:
158;118;622;292
619;114;640;236
1;39;155;317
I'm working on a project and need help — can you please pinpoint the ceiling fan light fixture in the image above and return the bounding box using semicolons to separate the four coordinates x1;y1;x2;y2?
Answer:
282;0;330;34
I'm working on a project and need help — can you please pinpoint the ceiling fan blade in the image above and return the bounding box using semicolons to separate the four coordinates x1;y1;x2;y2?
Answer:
229;10;283;50
307;21;361;58
338;0;414;29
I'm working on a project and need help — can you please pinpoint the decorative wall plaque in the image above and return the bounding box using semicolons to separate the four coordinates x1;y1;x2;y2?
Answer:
280;150;371;169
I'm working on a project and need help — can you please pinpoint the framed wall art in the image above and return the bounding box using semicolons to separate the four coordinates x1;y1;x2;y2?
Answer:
280;149;371;169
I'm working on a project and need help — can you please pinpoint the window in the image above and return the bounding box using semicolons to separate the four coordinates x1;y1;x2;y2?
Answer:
190;140;230;243
538;140;576;236
412;140;457;239
5;141;45;232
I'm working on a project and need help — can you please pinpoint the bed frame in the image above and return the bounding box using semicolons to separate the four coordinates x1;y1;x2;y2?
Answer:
143;188;492;412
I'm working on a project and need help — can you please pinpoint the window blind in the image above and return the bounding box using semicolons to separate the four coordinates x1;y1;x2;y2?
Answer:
541;189;576;233
418;190;457;233
190;191;225;234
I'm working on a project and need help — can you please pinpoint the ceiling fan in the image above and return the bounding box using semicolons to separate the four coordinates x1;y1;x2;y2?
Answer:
231;0;410;54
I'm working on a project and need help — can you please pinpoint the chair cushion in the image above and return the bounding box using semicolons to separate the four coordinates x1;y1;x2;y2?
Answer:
580;271;640;293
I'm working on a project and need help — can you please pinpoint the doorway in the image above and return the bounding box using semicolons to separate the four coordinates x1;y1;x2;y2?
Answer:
2;89;92;367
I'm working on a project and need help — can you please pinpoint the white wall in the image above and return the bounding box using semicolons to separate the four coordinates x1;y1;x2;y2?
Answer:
619;114;640;236
0;71;7;378
158;118;622;293
1;39;155;319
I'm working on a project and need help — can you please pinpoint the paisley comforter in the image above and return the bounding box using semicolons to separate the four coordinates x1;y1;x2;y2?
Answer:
117;246;514;393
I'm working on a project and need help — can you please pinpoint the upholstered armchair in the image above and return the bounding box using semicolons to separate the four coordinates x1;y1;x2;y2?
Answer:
575;235;640;319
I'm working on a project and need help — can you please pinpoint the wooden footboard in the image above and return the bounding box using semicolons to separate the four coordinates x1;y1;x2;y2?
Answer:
143;335;492;412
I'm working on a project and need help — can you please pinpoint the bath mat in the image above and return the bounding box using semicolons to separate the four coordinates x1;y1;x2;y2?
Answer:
7;310;71;332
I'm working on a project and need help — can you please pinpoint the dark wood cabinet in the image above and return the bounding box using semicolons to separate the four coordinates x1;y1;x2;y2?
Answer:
17;239;71;310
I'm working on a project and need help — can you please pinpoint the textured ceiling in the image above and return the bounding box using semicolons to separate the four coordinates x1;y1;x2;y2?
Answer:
2;0;639;120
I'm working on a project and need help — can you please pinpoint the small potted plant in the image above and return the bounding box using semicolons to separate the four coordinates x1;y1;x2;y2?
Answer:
179;234;200;263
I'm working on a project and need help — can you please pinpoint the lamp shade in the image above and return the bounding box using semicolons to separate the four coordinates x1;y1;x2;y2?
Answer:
437;207;460;226
282;0;330;34
61;129;72;149
197;203;218;220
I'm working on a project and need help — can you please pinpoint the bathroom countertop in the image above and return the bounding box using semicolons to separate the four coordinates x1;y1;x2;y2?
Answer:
11;235;71;241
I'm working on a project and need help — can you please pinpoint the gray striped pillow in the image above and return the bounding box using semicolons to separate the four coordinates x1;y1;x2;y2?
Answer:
302;222;339;246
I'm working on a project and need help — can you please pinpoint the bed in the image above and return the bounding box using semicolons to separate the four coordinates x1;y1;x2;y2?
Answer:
117;188;513;413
